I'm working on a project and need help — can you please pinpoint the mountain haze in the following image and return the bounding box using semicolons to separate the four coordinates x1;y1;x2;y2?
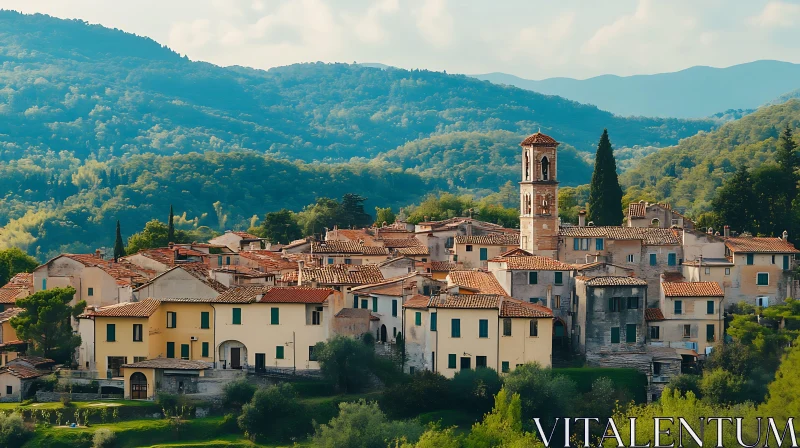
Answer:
474;61;800;119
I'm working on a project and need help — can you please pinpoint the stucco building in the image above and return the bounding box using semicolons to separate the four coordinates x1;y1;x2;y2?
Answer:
452;233;520;269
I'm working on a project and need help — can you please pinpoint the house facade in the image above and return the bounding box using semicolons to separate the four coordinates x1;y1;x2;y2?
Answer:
656;281;724;356
452;234;520;269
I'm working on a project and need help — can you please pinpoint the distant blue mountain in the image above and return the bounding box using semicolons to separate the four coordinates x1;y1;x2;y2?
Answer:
472;60;800;118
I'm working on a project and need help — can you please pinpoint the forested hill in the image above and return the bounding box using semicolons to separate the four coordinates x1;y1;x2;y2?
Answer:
621;99;800;216
0;10;716;165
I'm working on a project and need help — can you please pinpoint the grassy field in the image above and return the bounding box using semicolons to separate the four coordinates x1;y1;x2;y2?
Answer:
0;399;159;410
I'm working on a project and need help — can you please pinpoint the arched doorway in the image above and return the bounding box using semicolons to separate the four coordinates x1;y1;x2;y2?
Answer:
218;340;248;370
380;325;388;343
130;372;147;399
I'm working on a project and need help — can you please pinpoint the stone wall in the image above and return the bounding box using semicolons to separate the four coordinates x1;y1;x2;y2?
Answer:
35;391;106;402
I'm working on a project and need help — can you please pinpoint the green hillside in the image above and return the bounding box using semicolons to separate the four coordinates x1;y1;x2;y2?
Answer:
621;100;800;216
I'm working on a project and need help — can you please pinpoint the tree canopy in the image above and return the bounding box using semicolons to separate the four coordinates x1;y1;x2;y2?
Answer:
588;129;624;226
10;287;86;363
0;248;38;286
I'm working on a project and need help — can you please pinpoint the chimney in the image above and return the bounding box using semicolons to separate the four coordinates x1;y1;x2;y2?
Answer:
311;278;319;288
466;220;473;236
578;210;586;227
297;260;305;286
95;249;102;259
724;225;730;238
783;230;789;241
168;242;174;249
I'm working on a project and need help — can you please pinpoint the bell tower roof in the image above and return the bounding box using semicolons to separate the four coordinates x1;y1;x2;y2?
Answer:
520;132;559;147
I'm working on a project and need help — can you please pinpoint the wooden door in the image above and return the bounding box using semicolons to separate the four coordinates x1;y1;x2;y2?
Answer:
231;347;241;369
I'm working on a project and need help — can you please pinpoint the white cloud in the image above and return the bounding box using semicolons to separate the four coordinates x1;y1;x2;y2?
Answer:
342;0;399;44
414;0;453;49
751;1;800;27
168;19;212;50
501;11;576;67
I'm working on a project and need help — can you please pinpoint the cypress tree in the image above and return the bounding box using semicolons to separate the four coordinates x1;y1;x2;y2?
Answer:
587;129;624;226
167;205;175;243
113;220;125;261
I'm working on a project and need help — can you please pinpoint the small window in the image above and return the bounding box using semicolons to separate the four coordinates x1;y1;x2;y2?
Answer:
554;295;561;309
706;324;715;342
42;278;46;290
132;324;142;342
554;272;563;285
479;319;489;338
343;258;351;265
725;268;731;275
707;300;715;314
451;319;461;338
476;356;487;368
746;254;754;265
668;253;677;266
372;297;378;312
180;344;189;360
683;324;691;338
501;361;510;373
276;346;284;359
312;309;321;325
626;324;637;343
653;361;662;375
106;324;116;342
166;342;175;358
529;272;538;284
393;327;397;337
650;325;660;340
757;273;769;286
529;298;539;304
328;258;334;265
226;256;231;265
392;300;398;317
430;313;437;331
502;318;511;336
409;366;416;375
309;346;318;361
771;255;776;264
415;312;422;326
466;245;473;252
448;354;456;369
202;342;209;357
6;386;11;395
233;308;242;325
353;297;358;308
218;255;222;265
530;320;538;337
649;254;657;266
167;311;177;328
479;248;488;261
674;300;682;315
270;307;279;325
596;238;604;250
627;254;635;263
608;297;622;312
611;327;620;344
627;297;639;309
705;267;711;275
87;287;94;297
201;312;210;329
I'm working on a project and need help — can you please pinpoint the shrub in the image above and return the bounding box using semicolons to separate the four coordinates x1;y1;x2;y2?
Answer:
667;374;703;399
155;393;179;410
92;428;116;448
313;400;423;448
0;412;32;447
381;370;450;418
553;367;648;402
314;336;375;393
221;413;239;434
700;368;746;405
61;394;74;407
449;367;502;416
222;378;256;410
504;363;578;427
238;383;307;442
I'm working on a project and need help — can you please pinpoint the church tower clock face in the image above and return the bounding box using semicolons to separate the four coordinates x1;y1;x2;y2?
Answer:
519;131;559;258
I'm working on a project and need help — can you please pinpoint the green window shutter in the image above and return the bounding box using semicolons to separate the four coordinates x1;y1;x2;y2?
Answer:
757;273;769;285
181;344;189;359
201;312;210;329
746;254;754;265
451;319;461;338
649;254;657;266
706;324;715;342
573;238;580;250
668;253;676;266
361;299;368;309
626;324;637;343
276;346;285;359
166;342;175;358
392;300;397;317
674;300;682;315
529;272;538;284
106;324;115;342
554;272;563;285
353;297;358;308
415;312;422;326
596;238;604;250
233;308;242;325
501;361;509;373
372;297;378;312
707;301;714;314
784;256;790;270
430;313;437;331
202;342;209;358
271;307;279;325
610;327;620;344
479;319;488;338
479;248;488;261
448;354;456;369
217;256;222;265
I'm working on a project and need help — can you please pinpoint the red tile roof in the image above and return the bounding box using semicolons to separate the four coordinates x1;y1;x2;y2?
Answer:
382;238;425;248
576;276;648;286
498;248;533;257
627;202;646;219
645;308;665;322
396;246;430;256
312;241;389;255
6;273;32;289
334;308;378;320
520;132;558;146
0;364;44;379
0;288;26;304
328;229;379;246
239;251;298;272
0;308;21;323
500;298;553;318
422;261;461;272
213;285;265;303
725;237;800;254
62;254;149;286
491;256;574;271
662;281;724;297
232;231;262;240
455;234;520;246
447;270;508;295
430;294;501;309
134;265;228;294
257;287;333;304
301;265;385;285
85;299;161;318
403;294;431;309
559;227;681;245
122;358;210;370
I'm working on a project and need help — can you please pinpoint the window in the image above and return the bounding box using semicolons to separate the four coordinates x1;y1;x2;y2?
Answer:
106;324;116;342
88;287;94;296
218;255;222;265
180;344;189;360
430;313;437;331
409;366;415;375
683;325;691;338
626;324;637;343
232;308;242;325
784;256;790;270
392;300;397;317
746;254;754;265
270;307;279;324
476;356;487;368
226;256;231;265
353;297;358;308
554;295;561;309
133;324;142;342
706;324;715;342
757;273;769;286
328;258;334;265
650;326;660;340
502;361;510;373
6;386;11;395
554;272;563;285
466;245;473;252
573;238;590;251
309;346;317;361
608;297;622;312
201;312;210;329
596;238;604;250
705;267;711;275
502;318;512;336
133;356;146;363
653;361;662;375
627;254;635;263
529;298;539;304
530;320;538;337
393;327;397;337
707;301;715;314
649;254;657;266
445;237;454;248
42;278;46;290
451;319;461;338
344;258;352;265
167;311;177;328
371;297;378;312
725;268;731;275
415;312;422;326
772;255;776;264
668;253;677;266
611;327;620;344
276;346;284;359
529;272;538;284
479;248;488;261
448;354;457;369
312;308;321;325
674;300;683;315
202;342;209;357
166;342;175;358
361;299;368;309
479;319;489;338
627;297;639;309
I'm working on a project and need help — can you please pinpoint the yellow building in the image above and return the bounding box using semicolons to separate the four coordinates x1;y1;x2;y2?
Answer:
452;234;520;269
655;281;724;356
121;358;209;400
149;298;215;364
403;293;552;378
0;308;23;366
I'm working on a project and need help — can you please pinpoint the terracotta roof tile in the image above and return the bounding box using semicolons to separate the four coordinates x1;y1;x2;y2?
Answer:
725;237;800;254
334;308;376;319
283;238;312;249
0;308;21;323
232;231;262;240
403;294;431;309
499;248;533;257
11;356;55;367
627;202;646;219
662;281;724;297
396;246;430;256
423;261;460;272
328;229;379;246
0;288;26;304
500;298;553;318
645;308;665;322
576;276;648;286
491;256;574;271
86;299;161;318
122;358;210;370
382;238;425;249
559;226;681;246
447;270;508;295
416;217;505;231
134;265;228;294
455;234;520;246
6;273;32;289
213;285;265;303
301;265;384;285
520;132;559;146
257;287;334;304
430;294;501;309
0;365;43;379
63;254;149;286
239;251;298;272
312;241;389;255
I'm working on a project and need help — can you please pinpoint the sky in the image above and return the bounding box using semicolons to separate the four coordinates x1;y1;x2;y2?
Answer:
5;0;800;79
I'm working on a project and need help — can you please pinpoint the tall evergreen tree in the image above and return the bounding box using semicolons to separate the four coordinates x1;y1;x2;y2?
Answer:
587;129;624;226
711;165;756;234
113;220;125;261
167;205;175;243
776;125;798;215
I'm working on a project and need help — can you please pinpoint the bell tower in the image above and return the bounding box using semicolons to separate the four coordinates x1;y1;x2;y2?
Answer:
519;131;559;257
